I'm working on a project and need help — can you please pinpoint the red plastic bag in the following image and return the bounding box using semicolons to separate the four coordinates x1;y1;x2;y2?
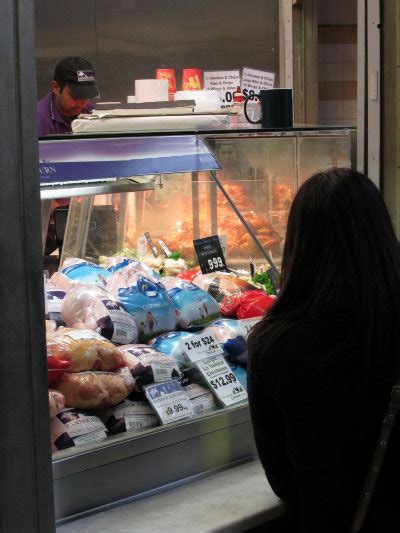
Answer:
236;291;275;319
176;267;201;282
47;354;70;384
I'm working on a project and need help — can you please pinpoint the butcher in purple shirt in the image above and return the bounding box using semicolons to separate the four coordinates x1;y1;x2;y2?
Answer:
37;56;99;136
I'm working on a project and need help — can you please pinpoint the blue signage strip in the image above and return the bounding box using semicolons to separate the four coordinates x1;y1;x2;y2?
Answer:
39;135;221;186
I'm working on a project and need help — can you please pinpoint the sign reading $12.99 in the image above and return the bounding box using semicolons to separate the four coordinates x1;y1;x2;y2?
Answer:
196;355;248;407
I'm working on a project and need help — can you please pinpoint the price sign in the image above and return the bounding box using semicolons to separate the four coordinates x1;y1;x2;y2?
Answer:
196;355;248;406
144;380;194;425
239;317;262;339
193;235;229;274
181;332;224;363
203;70;241;108
241;67;275;99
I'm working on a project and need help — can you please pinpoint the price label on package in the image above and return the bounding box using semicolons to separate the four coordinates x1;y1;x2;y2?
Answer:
241;67;275;99
144;380;194;425
196;355;248;407
181;333;224;363
203;70;241;108
193;234;229;274
238;317;263;339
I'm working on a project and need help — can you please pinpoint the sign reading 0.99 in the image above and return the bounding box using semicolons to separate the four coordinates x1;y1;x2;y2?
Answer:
193;235;229;274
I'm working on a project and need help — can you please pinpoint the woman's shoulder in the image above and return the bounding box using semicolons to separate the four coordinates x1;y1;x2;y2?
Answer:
248;312;354;372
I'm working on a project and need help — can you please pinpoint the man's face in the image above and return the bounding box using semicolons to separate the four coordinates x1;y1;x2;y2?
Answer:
52;81;89;118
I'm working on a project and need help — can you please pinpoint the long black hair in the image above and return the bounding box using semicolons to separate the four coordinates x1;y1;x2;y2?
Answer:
249;168;400;371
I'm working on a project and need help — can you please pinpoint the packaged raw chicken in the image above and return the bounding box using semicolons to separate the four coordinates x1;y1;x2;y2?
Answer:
149;331;194;368
117;344;181;387
107;258;161;280
149;331;213;387
46;320;57;335
61;284;137;345
193;271;275;318
47;328;124;372
48;390;65;418
162;257;187;276
52;371;129;409
162;276;220;330
205;319;247;366
106;266;177;342
47;354;70;384
101;399;159;435
220;288;274;318
177;267;201;283
59;257;110;287
45;280;66;326
51;408;110;451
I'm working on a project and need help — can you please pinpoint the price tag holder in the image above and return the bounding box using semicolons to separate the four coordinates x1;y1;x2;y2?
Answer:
158;239;172;257
181;333;225;363
196;355;248;407
267;267;280;294
238;317;263;340
144;231;159;257
193;235;229;274
144;380;194;425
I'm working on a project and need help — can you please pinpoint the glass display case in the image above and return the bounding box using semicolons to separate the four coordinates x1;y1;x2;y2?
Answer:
41;128;353;522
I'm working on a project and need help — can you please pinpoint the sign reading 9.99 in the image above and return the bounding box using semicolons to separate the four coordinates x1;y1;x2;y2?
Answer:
193;235;229;274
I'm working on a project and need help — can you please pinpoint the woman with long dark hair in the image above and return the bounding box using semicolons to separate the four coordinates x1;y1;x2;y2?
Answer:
247;168;400;532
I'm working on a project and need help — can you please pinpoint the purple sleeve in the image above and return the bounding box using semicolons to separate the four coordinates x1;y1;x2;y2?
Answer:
37;112;55;136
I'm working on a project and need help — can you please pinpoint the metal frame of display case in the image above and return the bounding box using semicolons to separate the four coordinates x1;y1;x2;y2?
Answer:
39;127;354;523
53;405;254;522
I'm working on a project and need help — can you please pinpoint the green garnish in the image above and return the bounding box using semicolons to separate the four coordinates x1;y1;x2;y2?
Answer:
168;251;181;260
252;272;275;295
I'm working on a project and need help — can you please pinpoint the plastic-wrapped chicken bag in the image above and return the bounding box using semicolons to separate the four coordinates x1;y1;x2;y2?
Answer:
45;279;66;326
177;266;201;282
207;319;248;366
48;390;65;418
149;331;194;369
47;328;125;372
193;271;275;318
60;257;110;287
100;399;159;435
117;344;181;388
106;265;177;342
150;331;211;387
61;284;137;345
51;408;110;451
107;258;161;281
161;276;220;330
52;371;130;409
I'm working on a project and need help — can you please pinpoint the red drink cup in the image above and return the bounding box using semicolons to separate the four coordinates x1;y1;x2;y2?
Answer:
156;68;177;94
182;68;203;90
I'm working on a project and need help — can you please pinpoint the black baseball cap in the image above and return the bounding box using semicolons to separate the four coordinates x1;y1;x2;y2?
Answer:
54;57;100;99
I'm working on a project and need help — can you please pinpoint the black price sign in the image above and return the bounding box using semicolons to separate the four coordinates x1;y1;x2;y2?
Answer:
193;235;229;274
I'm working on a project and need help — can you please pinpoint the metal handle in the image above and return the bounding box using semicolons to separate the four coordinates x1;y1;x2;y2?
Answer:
244;93;261;124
